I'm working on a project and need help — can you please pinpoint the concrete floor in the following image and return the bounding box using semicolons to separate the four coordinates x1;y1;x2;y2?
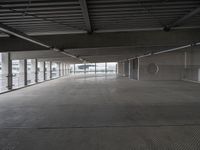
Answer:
1;75;200;149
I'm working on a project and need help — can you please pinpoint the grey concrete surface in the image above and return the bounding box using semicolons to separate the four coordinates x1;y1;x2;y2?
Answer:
0;75;200;149
139;51;185;81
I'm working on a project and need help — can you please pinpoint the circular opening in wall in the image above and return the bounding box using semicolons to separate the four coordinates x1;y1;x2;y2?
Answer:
147;63;159;74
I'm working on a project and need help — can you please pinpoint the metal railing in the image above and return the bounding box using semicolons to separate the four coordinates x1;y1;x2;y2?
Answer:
52;70;59;79
0;69;71;94
0;74;8;93
38;71;44;82
27;71;36;85
12;73;25;89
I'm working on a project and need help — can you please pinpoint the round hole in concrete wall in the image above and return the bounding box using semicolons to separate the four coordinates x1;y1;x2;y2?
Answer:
147;63;159;75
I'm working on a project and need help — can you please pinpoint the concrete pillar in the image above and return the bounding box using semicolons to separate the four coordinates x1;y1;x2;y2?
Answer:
19;60;25;87
2;53;12;90
35;59;38;83
117;62;124;76
115;64;118;74
84;63;86;74
49;61;52;79
62;63;65;76
37;61;44;82
123;61;129;77
59;62;63;77
105;62;107;74
63;63;65;76
66;64;70;75
129;59;134;79
46;61;51;80
24;59;27;86
43;61;46;81
74;64;75;74
59;62;61;77
65;63;67;76
95;63;97;74
62;62;64;76
137;58;140;80
30;59;36;84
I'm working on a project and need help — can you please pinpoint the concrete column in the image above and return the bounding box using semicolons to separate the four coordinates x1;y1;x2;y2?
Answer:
64;63;66;76
74;64;75;74
62;62;64;76
66;64;70;75
59;62;62;77
2;53;12;90
122;62;124;76
137;58;140;81
117;62;123;76
128;58;139;80
49;61;52;79
105;62;107;74
123;60;129;77
37;61;44;82
43;61;46;81
116;63;118;74
19;60;25;87
64;63;67;76
30;59;36;84
35;59;38;83
59;62;61;77
95;63;97;74
62;63;65;76
24;59;27;86
63;63;65;76
84;63;86;74
129;59;133;79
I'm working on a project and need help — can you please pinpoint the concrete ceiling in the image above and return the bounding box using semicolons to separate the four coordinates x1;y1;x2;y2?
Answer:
0;0;200;63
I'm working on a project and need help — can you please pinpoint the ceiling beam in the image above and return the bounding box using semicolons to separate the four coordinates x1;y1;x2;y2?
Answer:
79;0;93;33
0;23;83;62
1;28;200;52
0;23;50;48
164;7;200;31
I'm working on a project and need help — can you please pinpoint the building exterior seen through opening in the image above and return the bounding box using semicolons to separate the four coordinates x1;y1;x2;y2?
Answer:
0;0;200;149
0;52;117;93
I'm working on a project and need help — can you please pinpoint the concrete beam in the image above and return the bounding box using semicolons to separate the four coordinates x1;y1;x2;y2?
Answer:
0;28;199;52
0;23;50;48
10;51;67;60
79;0;93;33
0;23;82;61
164;7;200;31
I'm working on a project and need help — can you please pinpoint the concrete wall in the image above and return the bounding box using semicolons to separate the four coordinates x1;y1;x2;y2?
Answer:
119;46;200;81
139;51;185;80
184;47;200;82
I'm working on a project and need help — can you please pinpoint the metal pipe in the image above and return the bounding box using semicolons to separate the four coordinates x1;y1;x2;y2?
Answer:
154;45;191;55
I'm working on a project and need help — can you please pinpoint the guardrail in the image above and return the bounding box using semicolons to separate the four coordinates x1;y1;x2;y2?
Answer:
0;74;8;93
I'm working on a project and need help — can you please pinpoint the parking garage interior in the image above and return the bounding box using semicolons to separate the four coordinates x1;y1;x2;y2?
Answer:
0;0;200;149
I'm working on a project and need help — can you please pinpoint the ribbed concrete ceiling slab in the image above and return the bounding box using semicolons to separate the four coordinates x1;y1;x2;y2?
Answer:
0;0;199;62
0;0;199;34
